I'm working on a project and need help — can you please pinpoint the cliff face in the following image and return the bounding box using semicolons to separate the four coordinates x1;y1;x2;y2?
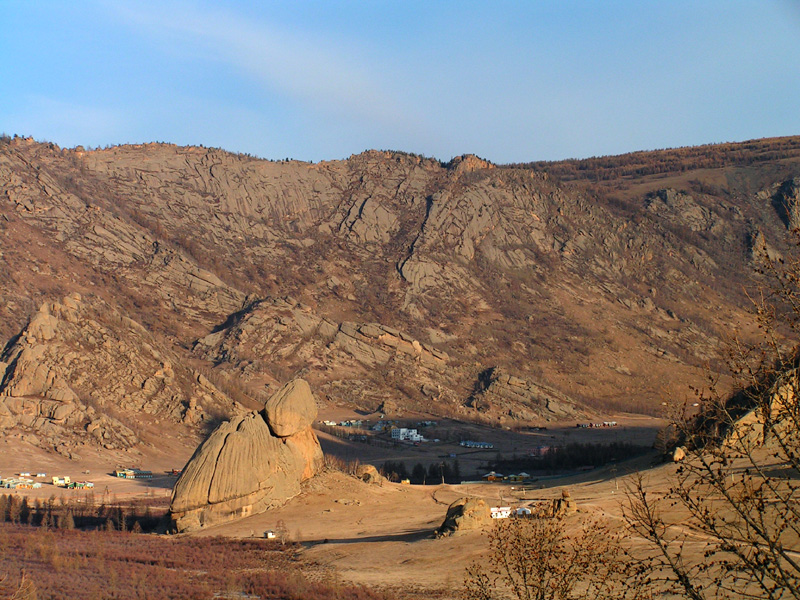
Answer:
170;379;323;532
0;292;242;455
2;135;800;448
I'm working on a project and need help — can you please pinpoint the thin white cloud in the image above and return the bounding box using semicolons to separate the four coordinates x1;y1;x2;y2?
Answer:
106;0;415;132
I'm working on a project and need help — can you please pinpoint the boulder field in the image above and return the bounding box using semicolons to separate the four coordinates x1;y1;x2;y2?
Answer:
170;379;323;532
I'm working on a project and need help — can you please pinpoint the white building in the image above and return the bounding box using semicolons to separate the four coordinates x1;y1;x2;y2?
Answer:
391;428;422;441
460;440;494;449
491;507;512;519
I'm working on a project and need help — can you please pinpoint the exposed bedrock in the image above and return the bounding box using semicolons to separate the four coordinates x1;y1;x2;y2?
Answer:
169;378;324;532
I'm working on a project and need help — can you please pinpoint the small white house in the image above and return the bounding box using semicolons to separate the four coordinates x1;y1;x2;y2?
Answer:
491;507;512;519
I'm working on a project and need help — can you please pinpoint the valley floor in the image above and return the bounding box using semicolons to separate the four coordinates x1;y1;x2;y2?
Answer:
0;411;668;599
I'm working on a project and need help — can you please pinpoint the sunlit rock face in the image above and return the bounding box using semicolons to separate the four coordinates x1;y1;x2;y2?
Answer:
169;378;323;532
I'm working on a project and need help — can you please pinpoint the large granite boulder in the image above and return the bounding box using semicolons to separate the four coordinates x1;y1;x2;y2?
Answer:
264;378;316;437
436;497;492;537
169;378;324;532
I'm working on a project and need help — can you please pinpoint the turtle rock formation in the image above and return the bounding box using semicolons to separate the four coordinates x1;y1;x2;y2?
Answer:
169;378;324;532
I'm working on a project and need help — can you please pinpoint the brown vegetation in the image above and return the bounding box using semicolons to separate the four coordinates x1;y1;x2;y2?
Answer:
461;237;800;600
0;522;392;600
464;507;650;600
0;492;166;533
622;241;800;599
516;136;800;182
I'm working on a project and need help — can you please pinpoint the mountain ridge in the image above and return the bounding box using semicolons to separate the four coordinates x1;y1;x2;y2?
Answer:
2;134;800;452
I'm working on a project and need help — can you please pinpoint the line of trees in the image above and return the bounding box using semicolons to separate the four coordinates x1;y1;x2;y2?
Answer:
508;136;800;183
488;441;650;474
380;460;461;484
0;493;165;533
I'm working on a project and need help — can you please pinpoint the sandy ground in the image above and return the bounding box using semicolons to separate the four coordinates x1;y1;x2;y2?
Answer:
193;471;480;595
186;412;667;599
0;432;196;504
186;452;673;599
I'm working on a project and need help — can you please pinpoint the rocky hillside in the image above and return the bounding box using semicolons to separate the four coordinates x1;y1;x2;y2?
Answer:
2;134;800;451
0;292;242;456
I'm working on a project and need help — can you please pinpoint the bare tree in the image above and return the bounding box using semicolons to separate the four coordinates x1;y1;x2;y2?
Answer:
624;244;800;599
3;570;38;600
463;506;651;600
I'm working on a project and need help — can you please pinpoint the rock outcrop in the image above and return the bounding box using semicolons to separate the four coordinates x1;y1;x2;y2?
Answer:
356;464;385;485
773;178;800;230
3;136;800;433
194;296;449;373
169;378;324;532
0;293;239;454
470;367;580;421
552;489;578;516
436;497;492;537
644;189;721;234
264;379;316;437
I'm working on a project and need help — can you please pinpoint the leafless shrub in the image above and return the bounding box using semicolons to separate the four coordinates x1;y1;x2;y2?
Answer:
624;237;800;599
323;454;361;476
463;507;652;600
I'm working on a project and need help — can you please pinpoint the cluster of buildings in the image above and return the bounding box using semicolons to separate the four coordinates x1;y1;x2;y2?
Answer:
114;468;153;479
482;471;531;482
1;475;43;489
460;440;494;449
528;445;552;457
378;419;437;429
0;472;98;490
319;418;440;445
52;476;93;489
321;419;364;428
490;506;533;519
576;421;618;428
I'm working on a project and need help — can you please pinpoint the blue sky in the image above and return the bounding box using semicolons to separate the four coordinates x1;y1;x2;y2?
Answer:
2;1;800;163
